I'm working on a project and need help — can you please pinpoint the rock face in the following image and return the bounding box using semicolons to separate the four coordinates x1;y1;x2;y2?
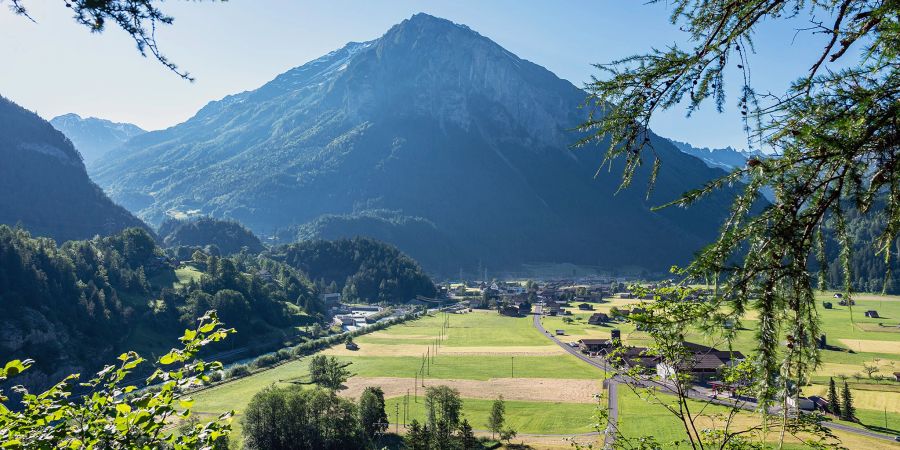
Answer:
93;13;740;275
49;113;145;167
0;96;149;242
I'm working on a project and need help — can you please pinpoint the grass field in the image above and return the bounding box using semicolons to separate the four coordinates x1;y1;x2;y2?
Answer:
384;396;600;434
616;389;900;450
358;312;552;347
191;309;607;447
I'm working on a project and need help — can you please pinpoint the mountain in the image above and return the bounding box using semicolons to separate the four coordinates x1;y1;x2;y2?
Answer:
0;96;150;242
668;139;763;171
49;113;145;166
159;216;265;255
93;13;742;276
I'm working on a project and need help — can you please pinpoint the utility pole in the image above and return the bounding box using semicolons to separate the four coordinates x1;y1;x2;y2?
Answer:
395;404;400;434
511;356;515;377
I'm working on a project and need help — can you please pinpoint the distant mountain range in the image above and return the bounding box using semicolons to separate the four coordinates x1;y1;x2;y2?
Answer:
92;13;743;276
668;139;763;171
0;96;149;242
50;113;145;166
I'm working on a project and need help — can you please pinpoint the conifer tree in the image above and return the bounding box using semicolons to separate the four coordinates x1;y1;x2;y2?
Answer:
827;377;841;417
840;381;855;421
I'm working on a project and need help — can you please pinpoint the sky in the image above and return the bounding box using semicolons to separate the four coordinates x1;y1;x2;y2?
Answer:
0;1;841;151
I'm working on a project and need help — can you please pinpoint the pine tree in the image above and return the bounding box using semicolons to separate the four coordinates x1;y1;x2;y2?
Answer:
827;377;841;417
459;419;477;450
840;381;855;421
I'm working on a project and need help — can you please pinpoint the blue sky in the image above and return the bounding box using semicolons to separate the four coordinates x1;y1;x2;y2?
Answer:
0;1;839;150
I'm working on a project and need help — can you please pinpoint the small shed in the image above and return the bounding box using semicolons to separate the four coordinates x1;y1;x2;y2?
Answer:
864;310;880;318
345;342;359;351
822;302;833;309
555;329;565;336
578;303;594;311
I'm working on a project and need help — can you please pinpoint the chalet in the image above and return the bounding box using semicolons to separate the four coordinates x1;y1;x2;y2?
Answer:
864;310;880;318
578;338;612;353
544;305;561;316
618;292;633;299
656;342;745;382
518;302;533;315
807;396;829;412
578;303;594;311
588;313;610;325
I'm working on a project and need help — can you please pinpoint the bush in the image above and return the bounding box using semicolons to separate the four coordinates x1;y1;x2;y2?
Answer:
227;364;251;379
252;354;279;369
207;370;224;383
275;349;292;361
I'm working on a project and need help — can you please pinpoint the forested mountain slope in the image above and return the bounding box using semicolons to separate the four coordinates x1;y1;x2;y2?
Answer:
0;96;149;242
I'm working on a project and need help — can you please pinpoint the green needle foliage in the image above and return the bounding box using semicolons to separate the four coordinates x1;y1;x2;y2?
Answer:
580;0;899;409
0;311;234;449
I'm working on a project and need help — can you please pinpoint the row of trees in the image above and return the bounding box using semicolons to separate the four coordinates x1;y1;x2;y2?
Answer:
827;378;856;422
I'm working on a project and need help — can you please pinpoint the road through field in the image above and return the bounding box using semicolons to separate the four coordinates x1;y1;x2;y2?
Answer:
530;304;899;446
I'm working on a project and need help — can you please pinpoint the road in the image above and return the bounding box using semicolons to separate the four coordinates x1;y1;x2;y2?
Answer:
532;305;618;448
530;305;899;445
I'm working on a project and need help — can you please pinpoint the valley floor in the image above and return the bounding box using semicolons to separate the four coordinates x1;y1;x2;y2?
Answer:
191;295;900;449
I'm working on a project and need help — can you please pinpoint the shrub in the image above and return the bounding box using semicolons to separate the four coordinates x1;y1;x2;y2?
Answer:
227;364;251;379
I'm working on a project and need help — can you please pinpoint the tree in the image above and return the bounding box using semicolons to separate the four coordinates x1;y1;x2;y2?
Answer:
862;362;879;379
579;0;899;415
827;377;841;417
242;385;361;450
840;381;855;421
0;311;233;448
488;395;506;439
459;419;477;450
308;354;352;390
424;385;463;445
359;386;388;440
404;420;429;450
499;427;518;444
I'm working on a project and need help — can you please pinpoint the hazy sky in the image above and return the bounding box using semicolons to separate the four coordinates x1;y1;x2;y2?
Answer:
0;1;839;150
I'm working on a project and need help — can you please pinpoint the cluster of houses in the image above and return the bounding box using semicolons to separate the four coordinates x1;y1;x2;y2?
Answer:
577;336;745;382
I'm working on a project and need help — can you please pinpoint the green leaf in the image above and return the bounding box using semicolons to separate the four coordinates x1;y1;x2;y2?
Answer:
116;403;132;414
3;360;26;377
160;351;180;365
199;323;216;333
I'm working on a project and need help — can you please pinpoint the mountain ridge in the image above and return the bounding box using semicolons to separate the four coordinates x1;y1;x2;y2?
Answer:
49;113;146;166
94;13;741;275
